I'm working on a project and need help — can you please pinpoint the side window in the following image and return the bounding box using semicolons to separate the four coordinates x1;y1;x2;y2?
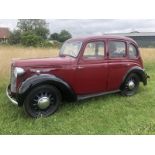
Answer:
129;44;138;58
83;41;105;59
109;41;126;58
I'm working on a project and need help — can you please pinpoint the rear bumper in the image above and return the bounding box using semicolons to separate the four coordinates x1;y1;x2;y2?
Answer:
144;72;150;85
146;74;150;79
6;85;18;106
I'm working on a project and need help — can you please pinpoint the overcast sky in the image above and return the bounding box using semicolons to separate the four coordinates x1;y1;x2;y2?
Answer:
0;19;155;36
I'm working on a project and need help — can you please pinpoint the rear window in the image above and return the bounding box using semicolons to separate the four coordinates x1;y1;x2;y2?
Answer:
128;44;138;58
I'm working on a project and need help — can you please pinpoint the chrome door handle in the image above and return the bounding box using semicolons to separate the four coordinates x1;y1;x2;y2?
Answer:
78;66;84;69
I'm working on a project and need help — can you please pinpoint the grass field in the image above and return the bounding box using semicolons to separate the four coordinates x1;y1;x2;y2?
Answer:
0;46;155;134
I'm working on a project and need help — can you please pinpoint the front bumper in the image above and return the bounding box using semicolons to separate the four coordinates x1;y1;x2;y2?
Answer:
6;85;18;106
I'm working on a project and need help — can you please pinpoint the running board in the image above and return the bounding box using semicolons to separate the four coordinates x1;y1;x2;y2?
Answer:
77;90;120;100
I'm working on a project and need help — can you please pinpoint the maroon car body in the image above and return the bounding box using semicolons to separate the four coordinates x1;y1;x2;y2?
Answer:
7;35;148;117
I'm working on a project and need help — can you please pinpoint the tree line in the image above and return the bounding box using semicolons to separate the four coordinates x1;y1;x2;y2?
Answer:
8;19;72;47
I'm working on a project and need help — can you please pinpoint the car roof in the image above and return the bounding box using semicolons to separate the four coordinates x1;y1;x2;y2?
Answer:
68;35;137;45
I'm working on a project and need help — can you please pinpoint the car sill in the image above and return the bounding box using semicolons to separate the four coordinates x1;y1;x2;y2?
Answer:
77;90;120;100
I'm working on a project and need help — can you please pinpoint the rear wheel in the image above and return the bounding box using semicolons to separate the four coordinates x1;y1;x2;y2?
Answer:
23;85;61;118
121;73;140;96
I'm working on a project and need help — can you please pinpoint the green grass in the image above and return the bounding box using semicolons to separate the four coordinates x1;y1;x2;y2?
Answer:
0;61;155;135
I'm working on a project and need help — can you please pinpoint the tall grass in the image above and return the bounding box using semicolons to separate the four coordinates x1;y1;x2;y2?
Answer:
0;46;59;77
140;48;155;62
0;46;154;78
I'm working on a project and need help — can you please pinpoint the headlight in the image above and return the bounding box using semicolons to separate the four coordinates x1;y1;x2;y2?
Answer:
14;67;25;78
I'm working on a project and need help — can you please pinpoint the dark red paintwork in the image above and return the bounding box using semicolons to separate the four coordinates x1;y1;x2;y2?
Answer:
12;35;144;95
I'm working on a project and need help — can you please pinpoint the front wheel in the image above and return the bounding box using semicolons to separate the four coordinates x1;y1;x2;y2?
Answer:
121;73;140;96
23;85;61;118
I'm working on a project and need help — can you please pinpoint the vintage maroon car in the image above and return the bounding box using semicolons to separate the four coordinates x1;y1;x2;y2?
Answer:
7;35;149;117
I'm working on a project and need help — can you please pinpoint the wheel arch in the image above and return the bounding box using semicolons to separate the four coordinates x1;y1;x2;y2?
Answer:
120;66;147;90
18;74;77;105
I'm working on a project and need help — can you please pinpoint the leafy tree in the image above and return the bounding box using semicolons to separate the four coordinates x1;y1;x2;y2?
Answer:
50;30;72;42
9;20;72;47
21;32;43;47
8;30;21;44
17;19;49;39
50;33;59;40
58;30;72;42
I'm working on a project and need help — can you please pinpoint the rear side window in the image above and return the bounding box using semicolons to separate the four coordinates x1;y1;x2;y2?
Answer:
109;41;126;58
128;44;138;58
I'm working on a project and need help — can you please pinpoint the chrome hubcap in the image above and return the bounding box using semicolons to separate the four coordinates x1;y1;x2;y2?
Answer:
128;80;135;90
37;97;50;109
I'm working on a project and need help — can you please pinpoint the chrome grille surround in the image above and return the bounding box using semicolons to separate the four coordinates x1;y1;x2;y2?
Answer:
10;66;16;93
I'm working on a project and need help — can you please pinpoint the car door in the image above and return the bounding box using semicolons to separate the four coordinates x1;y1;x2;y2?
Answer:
75;41;108;95
107;39;129;91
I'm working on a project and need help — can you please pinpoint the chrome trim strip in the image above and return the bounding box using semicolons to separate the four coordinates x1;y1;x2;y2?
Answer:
77;90;120;100
6;87;18;106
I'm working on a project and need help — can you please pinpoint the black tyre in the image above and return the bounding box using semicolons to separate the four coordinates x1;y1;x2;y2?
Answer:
23;85;61;118
121;73;140;96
